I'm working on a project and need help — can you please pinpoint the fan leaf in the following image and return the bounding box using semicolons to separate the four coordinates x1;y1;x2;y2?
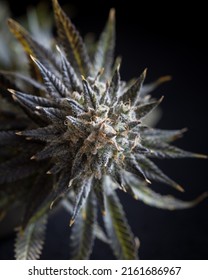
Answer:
141;75;172;97
93;9;115;80
135;154;184;192
134;96;163;120
31;56;68;98
22;172;53;227
109;66;120;105
141;139;206;159
121;69;147;105
70;191;97;259
103;189;138;259
15;214;47;260
58;46;82;92
7;18;60;79
70;176;93;225
129;177;208;210
52;0;91;76
140;127;187;143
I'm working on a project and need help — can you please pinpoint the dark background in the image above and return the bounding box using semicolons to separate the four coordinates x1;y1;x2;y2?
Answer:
0;0;207;259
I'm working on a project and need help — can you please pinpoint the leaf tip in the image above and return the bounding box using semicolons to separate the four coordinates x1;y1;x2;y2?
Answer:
30;55;37;63
30;155;36;160
52;0;59;7
109;8;116;22
55;44;61;53
143;68;148;78
134;237;140;250
193;192;208;205
159;95;164;103
99;67;105;76
68;178;75;188
175;184;185;192
50;200;55;210
15;131;22;136
157;75;172;85
193;153;208;159
7;88;18;101
181;127;188;133
145;178;152;184
7;88;16;94
81;75;86;81
133;195;139;200
69;218;75;227
7;18;13;24
7;18;16;29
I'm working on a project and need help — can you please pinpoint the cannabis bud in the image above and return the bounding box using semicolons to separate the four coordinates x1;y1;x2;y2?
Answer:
0;0;206;260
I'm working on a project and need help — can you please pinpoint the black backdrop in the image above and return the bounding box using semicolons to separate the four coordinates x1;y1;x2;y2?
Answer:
0;0;207;259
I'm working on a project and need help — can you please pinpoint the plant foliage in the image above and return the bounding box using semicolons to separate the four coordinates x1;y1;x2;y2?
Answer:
0;0;207;259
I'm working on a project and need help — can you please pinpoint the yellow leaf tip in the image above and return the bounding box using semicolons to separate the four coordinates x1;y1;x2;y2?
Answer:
181;127;188;133
175;184;185;192
68;179;74;188
145;178;152;184
159;95;165;103
69;219;75;227
52;0;59;6
55;44;61;53
194;153;208;159
194;192;208;205
50;201;55;210
109;8;115;21
7;18;15;26
134;237;140;249
157;75;172;84
30;55;36;62
8;88;18;101
7;88;16;94
15;131;22;136
144;67;148;73
30;155;36;160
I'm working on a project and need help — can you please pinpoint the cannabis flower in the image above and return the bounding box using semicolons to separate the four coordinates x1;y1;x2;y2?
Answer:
0;0;206;259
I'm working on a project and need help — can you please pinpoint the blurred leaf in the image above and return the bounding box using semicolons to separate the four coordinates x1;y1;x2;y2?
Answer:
129;178;208;210
141;75;172;97
140;127;187;143
135;154;184;192
53;0;91;76
109;66;120;104
70;177;93;226
31;56;68;98
142;139;207;159
22;172;53;227
103;190;138;259
15;214;47;260
121;69;147;105
70;191;97;259
93;8;115;79
58;47;82;92
134;96;163;120
0;154;44;184
8;18;60;80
